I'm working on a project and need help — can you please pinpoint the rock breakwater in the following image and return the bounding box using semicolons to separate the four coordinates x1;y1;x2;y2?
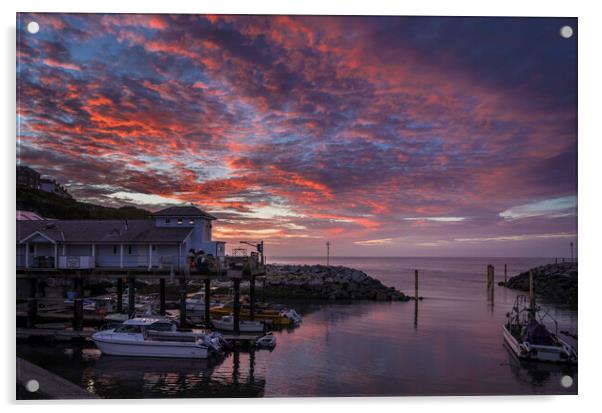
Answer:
263;264;409;301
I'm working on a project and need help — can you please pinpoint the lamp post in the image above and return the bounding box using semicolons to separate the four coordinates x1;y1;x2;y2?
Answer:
570;241;574;263
326;241;330;267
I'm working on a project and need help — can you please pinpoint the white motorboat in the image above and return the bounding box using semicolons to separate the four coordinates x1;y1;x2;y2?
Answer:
503;276;577;364
256;332;277;349
282;309;302;324
186;292;207;315
212;315;265;333
92;317;224;358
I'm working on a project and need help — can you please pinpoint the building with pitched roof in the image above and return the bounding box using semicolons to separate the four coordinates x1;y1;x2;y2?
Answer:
16;205;225;270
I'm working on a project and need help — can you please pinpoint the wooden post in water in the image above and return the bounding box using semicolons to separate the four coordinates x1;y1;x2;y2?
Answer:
27;278;38;329
233;278;241;335
159;278;166;316
490;265;494;289
504;264;507;284
249;274;256;321
179;277;187;328
414;269;418;300
529;270;535;320
116;278;123;313
127;277;136;316
204;278;211;329
73;277;84;331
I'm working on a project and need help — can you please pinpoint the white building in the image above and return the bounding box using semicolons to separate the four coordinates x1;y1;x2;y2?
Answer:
40;178;72;198
16;205;225;270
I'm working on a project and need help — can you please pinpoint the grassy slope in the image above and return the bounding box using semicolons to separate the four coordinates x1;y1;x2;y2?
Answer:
16;186;150;219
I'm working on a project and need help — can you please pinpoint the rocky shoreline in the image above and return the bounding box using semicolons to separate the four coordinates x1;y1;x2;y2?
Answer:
503;262;577;307
262;264;410;301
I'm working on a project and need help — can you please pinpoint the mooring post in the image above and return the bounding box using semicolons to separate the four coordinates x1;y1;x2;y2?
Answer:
414;269;418;300
528;270;535;318
179;277;187;328
116;278;123;313
249;274;256;321
73;277;84;331
127;277;136;317
27;278;38;329
159;278;166;316
504;264;507;284
204;278;211;329
233;278;241;335
490;265;494;289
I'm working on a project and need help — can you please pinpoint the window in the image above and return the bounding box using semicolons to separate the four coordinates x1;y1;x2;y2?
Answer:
152;245;156;251
128;245;132;254
189;218;194;224
165;218;171;224
114;324;142;334
28;244;34;253
177;217;183;224
113;245;118;254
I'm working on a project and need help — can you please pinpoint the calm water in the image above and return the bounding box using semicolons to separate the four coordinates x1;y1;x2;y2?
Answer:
17;257;578;398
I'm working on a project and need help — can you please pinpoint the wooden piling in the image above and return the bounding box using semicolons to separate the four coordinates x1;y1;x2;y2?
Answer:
233;278;241;335
204;278;211;329
116;278;123;313
529;270;535;316
127;277;136;316
249;274;256;321
179;278;187;328
26;278;38;329
159;278;166;316
504;264;507;283
414;269;418;300
73;277;84;331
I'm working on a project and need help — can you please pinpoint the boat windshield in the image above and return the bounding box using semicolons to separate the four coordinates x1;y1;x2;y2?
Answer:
114;325;143;333
148;322;174;331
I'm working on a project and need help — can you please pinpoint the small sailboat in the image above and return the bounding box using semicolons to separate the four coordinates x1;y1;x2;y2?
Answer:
92;318;225;358
503;271;577;364
212;315;265;333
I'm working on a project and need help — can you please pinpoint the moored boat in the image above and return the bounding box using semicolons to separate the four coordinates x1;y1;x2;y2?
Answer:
212;315;265;333
503;272;577;364
92;317;224;358
256;332;277;349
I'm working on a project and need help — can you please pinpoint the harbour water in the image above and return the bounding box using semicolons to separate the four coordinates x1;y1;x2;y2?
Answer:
17;257;578;398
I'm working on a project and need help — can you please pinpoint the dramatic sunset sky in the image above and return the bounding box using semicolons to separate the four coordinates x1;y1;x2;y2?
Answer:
17;14;577;257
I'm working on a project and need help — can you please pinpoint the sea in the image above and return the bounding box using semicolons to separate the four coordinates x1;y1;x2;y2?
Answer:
16;257;578;398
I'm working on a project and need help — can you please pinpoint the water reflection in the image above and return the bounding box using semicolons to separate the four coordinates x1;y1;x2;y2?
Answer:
504;344;577;391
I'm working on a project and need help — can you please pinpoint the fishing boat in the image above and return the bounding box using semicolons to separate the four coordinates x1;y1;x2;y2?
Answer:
92;317;224;358
212;315;265;333
503;272;577;364
256;332;277;349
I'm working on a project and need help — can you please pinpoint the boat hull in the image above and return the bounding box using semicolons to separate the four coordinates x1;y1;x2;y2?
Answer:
503;325;576;364
212;321;264;333
92;334;209;359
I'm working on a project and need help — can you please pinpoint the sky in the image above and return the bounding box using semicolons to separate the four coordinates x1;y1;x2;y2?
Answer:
16;14;578;257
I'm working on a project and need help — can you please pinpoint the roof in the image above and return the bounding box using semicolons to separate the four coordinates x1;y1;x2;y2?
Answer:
152;205;216;220
16;220;193;244
16;210;45;221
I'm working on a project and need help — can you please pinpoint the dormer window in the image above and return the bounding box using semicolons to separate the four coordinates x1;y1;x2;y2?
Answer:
165;218;171;224
177;217;183;224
